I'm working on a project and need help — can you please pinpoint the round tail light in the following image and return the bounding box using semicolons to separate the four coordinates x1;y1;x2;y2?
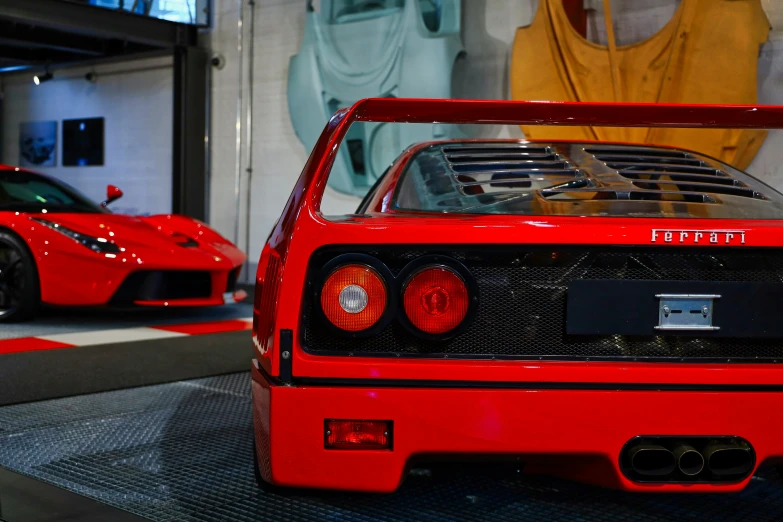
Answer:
403;266;469;334
321;264;387;332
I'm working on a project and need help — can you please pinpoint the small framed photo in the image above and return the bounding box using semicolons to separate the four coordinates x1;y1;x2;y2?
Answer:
63;117;104;166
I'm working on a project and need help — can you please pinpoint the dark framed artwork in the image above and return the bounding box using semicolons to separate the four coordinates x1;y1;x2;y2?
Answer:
63;117;104;166
19;120;57;167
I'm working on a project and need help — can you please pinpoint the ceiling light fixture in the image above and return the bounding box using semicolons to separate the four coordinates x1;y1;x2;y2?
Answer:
33;70;53;85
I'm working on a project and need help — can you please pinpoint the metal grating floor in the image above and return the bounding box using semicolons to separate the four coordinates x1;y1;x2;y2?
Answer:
1;372;783;521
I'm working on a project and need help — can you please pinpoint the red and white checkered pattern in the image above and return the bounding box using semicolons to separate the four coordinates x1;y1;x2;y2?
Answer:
0;317;253;355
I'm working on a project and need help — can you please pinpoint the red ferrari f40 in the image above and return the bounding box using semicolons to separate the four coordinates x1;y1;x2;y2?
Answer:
251;99;783;493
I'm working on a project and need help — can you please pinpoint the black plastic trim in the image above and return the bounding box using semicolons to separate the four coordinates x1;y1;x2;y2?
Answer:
279;330;293;384
301;244;783;363
292;377;783;392
292;350;783;364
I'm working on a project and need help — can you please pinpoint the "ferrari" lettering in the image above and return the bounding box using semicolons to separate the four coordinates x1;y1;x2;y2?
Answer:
651;229;746;245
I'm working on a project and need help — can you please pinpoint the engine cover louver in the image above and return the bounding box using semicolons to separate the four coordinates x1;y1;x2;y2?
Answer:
441;144;586;197
396;141;783;218
586;146;766;201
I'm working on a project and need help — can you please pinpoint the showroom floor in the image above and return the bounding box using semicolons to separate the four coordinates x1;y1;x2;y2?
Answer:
0;302;253;340
1;371;783;522
2;306;783;521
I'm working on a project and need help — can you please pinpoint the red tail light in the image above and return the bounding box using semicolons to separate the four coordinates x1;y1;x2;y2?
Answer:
325;420;392;450
320;264;387;332
254;249;282;358
403;266;469;334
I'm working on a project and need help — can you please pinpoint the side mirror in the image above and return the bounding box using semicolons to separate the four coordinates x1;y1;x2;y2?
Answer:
101;185;123;207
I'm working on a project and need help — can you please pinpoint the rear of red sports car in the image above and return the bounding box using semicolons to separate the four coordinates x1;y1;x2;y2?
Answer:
251;99;783;493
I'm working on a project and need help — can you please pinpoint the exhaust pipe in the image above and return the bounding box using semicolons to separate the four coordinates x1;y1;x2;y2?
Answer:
623;436;755;483
628;444;676;477
672;444;704;476
704;443;754;477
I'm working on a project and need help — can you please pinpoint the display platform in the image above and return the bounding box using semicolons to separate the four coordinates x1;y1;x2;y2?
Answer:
0;303;254;406
1;372;782;522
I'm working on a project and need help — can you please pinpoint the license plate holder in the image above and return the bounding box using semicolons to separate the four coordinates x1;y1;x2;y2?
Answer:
566;280;783;337
655;294;720;331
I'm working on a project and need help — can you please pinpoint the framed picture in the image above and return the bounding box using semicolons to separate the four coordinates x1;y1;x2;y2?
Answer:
63;117;104;166
19;120;57;167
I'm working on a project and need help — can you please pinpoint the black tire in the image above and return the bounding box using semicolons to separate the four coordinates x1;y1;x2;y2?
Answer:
0;230;40;322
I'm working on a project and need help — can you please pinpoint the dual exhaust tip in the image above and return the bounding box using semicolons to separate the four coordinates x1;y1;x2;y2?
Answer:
621;437;755;483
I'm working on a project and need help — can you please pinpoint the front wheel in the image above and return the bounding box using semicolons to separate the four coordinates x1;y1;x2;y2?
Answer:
0;231;39;322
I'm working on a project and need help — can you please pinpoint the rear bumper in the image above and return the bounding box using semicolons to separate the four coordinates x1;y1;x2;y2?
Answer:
251;360;783;493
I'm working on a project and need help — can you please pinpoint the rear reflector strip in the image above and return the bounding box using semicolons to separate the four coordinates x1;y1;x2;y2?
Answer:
324;420;392;450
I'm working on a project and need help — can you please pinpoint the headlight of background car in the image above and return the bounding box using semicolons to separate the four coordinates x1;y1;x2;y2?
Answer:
31;218;120;254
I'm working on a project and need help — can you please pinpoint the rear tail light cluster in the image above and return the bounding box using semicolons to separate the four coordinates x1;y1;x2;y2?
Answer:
320;264;387;331
403;267;469;334
316;255;476;338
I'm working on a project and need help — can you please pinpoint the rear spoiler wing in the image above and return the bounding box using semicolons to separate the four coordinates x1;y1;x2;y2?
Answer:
269;98;783;250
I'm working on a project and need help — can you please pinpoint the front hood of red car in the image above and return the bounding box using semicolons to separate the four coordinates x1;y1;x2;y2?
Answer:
29;212;244;267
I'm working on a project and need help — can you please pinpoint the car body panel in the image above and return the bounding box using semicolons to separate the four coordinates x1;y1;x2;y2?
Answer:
288;0;463;196
252;98;783;492
252;360;783;492
0;166;246;307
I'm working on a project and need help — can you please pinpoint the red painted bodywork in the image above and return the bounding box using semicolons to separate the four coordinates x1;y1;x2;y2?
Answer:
252;99;783;492
0;167;246;308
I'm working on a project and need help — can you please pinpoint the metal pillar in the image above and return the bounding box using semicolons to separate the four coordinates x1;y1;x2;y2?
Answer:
172;45;209;220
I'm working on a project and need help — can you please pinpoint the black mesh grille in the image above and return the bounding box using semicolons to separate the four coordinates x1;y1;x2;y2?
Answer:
226;266;241;293
111;270;212;303
302;247;783;362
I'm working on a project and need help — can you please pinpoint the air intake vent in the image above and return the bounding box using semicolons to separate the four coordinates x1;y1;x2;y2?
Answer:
587;147;767;201
442;144;583;196
394;141;783;218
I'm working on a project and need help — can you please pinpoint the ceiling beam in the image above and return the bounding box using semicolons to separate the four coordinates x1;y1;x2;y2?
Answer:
0;0;197;48
0;22;106;56
0;44;87;65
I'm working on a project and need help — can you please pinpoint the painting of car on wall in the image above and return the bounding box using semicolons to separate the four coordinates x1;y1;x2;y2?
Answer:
19;121;56;167
288;0;463;196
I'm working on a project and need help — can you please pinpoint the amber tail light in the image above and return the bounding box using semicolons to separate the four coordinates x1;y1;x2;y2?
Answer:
325;420;392;450
402;266;469;334
320;264;387;332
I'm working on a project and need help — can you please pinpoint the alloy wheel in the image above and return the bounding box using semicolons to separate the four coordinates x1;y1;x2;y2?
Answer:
0;246;24;317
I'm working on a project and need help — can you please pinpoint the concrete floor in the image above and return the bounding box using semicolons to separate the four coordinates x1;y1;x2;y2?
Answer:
0;302;253;340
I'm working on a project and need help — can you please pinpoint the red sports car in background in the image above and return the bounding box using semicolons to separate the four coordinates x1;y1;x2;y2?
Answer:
251;98;783;494
0;165;246;322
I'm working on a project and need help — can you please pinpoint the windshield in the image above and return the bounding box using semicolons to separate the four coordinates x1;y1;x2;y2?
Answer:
0;169;107;214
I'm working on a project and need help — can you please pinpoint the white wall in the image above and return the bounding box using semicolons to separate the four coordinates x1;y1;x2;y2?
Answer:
208;0;783;277
208;0;358;269
208;0;538;273
0;56;174;216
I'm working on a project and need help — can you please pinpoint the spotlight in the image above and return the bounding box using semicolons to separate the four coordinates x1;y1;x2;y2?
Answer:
85;72;97;83
33;71;53;85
